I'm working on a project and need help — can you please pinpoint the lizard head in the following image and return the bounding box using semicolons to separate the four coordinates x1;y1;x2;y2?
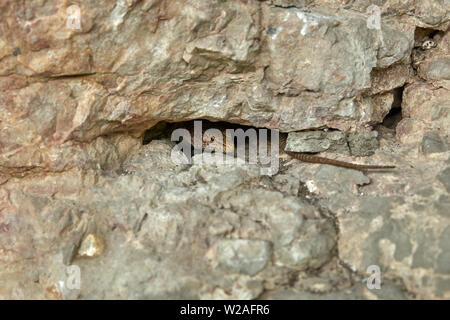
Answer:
202;128;235;154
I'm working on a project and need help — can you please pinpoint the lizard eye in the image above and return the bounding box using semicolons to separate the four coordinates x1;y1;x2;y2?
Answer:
210;136;215;142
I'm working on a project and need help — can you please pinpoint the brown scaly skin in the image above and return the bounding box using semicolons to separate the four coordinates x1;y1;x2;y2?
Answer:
278;133;395;171
171;122;395;171
284;151;395;170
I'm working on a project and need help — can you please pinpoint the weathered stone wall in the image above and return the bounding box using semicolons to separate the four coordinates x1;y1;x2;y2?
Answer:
0;0;448;299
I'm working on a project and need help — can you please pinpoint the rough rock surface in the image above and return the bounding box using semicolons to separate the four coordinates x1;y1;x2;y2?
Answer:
0;0;449;299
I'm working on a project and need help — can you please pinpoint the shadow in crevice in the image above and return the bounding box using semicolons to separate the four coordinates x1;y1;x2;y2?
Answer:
382;86;404;130
141;119;250;146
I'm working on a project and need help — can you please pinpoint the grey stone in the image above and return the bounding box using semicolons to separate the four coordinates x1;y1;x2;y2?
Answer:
216;239;273;276
365;281;407;300
434;195;450;218
437;227;450;273
438;167;450;193
285;131;348;154
263;280;406;300
423;58;450;81
276;220;336;270
377;22;414;68
347;131;379;156
412;232;437;269
437;251;450;274
436;277;450;297
361;218;412;267
421;132;449;154
439;227;450;251
417;188;435;197
263;288;362;300
0;0;448;300
414;0;450;27
285;129;384;165
266;201;305;246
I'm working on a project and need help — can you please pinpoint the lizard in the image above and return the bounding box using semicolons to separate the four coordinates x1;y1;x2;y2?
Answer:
166;121;395;171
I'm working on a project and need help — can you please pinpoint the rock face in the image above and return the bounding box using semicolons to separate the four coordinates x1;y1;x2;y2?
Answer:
0;0;449;299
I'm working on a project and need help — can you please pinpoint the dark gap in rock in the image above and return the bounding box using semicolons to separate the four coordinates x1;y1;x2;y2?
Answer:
414;27;441;47
142;119;283;163
142;121;169;145
47;72;97;80
428;29;443;39
143;120;349;147
382;86;404;130
142;119;250;146
136;213;148;233
12;47;21;56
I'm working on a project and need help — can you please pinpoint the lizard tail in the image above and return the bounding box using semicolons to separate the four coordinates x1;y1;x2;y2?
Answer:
286;152;395;171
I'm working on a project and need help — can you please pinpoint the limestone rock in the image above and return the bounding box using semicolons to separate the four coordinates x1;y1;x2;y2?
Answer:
216;239;272;276
0;0;449;300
